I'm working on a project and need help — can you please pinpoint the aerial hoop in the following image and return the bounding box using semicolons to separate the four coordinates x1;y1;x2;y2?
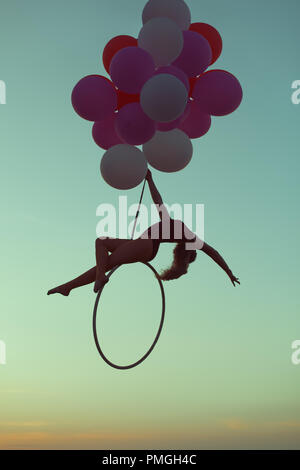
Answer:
92;262;166;370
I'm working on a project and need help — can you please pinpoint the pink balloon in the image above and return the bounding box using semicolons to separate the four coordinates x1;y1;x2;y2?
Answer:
172;31;212;78
192;69;243;116
109;47;155;94
92;114;124;150
157;100;191;131
179;101;211;138
154;65;189;91
115;103;156;145
71;75;117;121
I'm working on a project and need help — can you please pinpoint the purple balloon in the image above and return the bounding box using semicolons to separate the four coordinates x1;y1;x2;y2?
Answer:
172;31;212;78
192;70;243;116
157;100;191;131
154;65;189;91
115;102;156;145
179;101;211;138
71;75;117;121
92;114;124;150
110;47;155;94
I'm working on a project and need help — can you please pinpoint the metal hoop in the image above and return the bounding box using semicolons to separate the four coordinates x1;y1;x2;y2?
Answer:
92;262;166;370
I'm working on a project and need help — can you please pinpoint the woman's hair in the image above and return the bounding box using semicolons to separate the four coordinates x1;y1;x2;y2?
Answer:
159;242;197;281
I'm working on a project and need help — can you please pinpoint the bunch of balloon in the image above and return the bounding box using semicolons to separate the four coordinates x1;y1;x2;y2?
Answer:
71;0;243;190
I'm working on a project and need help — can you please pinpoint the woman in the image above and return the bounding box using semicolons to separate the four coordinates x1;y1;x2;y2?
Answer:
47;170;240;296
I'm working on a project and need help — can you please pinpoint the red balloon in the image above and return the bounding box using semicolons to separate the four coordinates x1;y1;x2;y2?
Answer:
189;77;198;96
110;47;155;94
172;31;212;78
179;101;211;139
115;103;156;145
101;77;139;109
102;35;138;74
189;23;223;65
71;75;117;122
192;69;243;116
117;89;140;109
92;114;124;150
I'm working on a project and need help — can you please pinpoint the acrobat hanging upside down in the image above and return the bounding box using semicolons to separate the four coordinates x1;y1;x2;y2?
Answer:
47;170;240;297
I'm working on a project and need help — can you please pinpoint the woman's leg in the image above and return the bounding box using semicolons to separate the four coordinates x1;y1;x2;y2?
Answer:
93;238;154;292
47;266;97;296
94;237;130;290
48;237;154;296
48;237;129;296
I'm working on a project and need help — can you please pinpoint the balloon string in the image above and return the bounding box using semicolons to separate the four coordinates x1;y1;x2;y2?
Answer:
106;178;147;280
130;178;147;240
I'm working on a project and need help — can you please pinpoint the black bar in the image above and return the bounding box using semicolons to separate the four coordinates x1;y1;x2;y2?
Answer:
0;450;299;466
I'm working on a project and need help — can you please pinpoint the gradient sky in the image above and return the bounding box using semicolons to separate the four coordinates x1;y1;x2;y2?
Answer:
1;0;300;450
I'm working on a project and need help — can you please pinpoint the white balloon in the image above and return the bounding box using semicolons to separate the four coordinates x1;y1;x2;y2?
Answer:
143;129;193;173
138;17;183;67
101;144;148;190
141;74;188;123
142;0;191;31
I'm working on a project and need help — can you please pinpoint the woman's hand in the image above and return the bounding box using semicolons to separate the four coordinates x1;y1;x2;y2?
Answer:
145;169;152;181
229;273;240;287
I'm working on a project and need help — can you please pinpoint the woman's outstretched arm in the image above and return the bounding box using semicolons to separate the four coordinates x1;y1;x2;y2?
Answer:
146;170;170;221
201;242;240;286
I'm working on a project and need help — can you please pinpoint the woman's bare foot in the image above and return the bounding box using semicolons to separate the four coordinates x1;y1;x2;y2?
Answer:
93;275;109;293
47;285;71;297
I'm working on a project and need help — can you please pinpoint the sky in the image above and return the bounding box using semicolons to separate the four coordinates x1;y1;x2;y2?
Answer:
0;0;300;450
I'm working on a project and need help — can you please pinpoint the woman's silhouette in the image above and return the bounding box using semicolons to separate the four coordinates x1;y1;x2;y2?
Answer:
47;170;240;296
